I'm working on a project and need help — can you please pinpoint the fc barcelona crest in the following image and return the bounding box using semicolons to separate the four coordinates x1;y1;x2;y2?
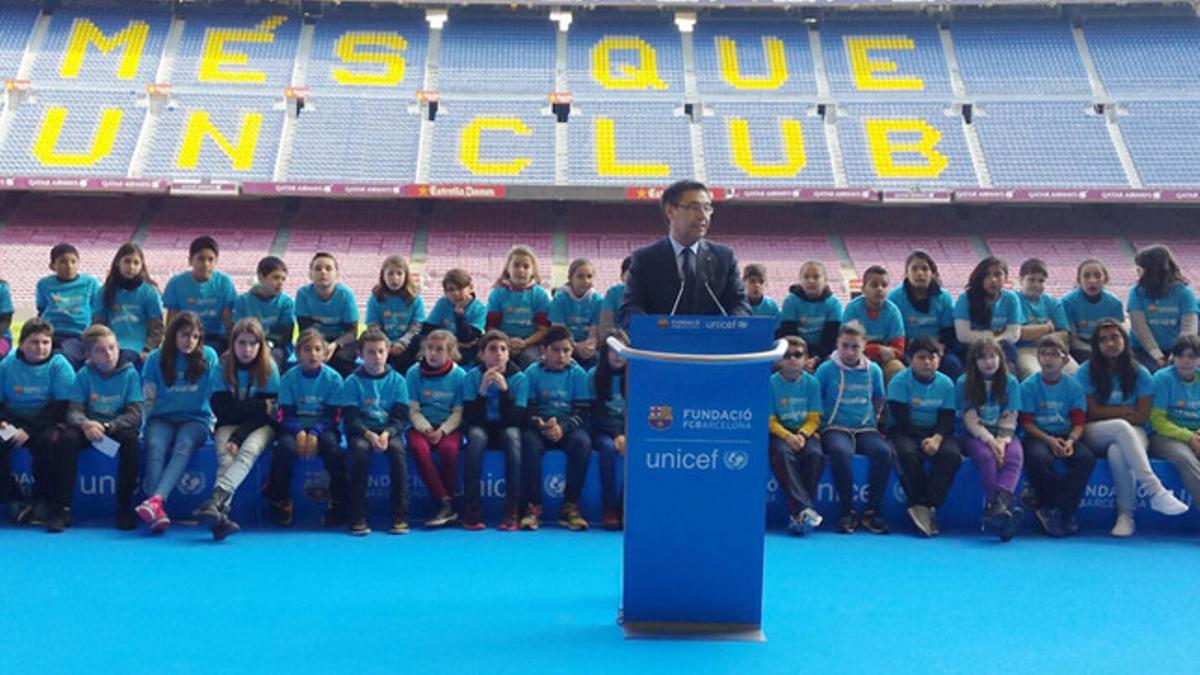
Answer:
648;405;673;431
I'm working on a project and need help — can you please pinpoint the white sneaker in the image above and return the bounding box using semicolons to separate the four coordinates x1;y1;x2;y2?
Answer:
800;507;823;533
1111;513;1136;538
1150;490;1189;516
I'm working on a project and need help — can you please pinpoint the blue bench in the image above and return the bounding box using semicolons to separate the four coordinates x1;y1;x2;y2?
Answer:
8;446;1197;533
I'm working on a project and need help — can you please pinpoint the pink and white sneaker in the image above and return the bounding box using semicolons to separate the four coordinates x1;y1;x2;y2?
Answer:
136;496;169;532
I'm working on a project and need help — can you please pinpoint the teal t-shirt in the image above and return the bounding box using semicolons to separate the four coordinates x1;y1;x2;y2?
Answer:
69;363;143;422
162;271;237;337
886;368;955;430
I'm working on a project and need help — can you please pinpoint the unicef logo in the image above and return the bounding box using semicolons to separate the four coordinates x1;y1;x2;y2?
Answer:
723;450;749;471
177;471;206;496
544;474;566;498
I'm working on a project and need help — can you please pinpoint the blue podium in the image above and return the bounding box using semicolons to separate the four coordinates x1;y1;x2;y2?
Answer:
614;316;783;640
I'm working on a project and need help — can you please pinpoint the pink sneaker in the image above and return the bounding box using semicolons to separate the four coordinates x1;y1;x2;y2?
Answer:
150;513;171;534
135;496;163;524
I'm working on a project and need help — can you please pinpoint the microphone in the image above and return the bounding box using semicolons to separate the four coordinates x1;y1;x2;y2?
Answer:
697;246;728;317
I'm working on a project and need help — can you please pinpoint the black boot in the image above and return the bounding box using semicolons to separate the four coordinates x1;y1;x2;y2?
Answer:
194;487;231;527
994;488;1020;542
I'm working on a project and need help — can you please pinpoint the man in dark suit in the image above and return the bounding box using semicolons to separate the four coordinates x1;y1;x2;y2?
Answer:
620;180;751;326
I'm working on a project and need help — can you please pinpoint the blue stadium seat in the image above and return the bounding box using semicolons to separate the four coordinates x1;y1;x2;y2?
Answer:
701;102;833;186
692;18;818;99
837;102;978;188
167;10;300;90
567;100;693;186
1118;101;1200;187
1084;12;1200;96
287;96;421;182
428;99;556;184
140;92;283;181
0;90;143;176
0;4;38;81
303;8;428;95
973;101;1128;187
439;12;556;96
28;7;172;88
951;17;1090;96
567;12;684;100
820;18;952;98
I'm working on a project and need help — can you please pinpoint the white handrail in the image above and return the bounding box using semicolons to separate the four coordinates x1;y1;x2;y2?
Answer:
606;337;788;364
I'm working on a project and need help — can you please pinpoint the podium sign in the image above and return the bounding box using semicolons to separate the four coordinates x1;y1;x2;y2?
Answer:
619;316;780;639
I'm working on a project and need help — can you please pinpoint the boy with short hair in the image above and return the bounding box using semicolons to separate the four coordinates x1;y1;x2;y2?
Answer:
521;325;592;531
462;330;528;530
0;319;77;532
163;236;237;353
744;263;780;326
36;242;101;369
342;329;410;536
769;336;825;535
63;325;143;530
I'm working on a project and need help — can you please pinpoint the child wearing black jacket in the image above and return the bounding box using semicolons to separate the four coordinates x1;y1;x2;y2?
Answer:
194;318;280;540
462;330;529;530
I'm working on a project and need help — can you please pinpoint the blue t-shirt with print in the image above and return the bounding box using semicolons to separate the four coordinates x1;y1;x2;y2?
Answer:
1127;283;1199;354
602;284;625;316
279;364;343;430
769;370;821;431
1076;361;1154;408
406;363;466;427
887;367;955;430
1017;292;1070;347
1152;365;1200;431
842;296;905;344
234;290;296;344
462;366;529;424
1061;289;1124;346
525;361;590;419
0;282;12;342
366;293;426;341
163;271;237;337
296;283;360;341
0;353;75;419
92;283;164;353
815;359;884;430
954;289;1026;333
888;286;955;341
586;366;627;424
487;285;551;339
549;288;602;342
341;367;408;433
955;373;1022;434
426;297;487;334
780;292;842;347
70;363;143;422
142;346;221;424
37;274;101;336
1020;372;1086;436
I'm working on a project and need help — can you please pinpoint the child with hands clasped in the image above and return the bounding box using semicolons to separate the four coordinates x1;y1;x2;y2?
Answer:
1019;335;1095;538
462;330;529;530
266;329;349;529
957;338;1024;541
1015;259;1076;379
422;268;487;363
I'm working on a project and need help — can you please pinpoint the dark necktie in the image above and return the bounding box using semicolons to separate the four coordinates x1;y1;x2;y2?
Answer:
681;247;697;291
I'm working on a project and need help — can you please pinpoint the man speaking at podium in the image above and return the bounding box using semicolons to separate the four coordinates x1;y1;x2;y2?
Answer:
620;180;752;326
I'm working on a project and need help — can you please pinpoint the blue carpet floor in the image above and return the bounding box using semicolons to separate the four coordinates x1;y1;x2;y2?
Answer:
1;525;1197;674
